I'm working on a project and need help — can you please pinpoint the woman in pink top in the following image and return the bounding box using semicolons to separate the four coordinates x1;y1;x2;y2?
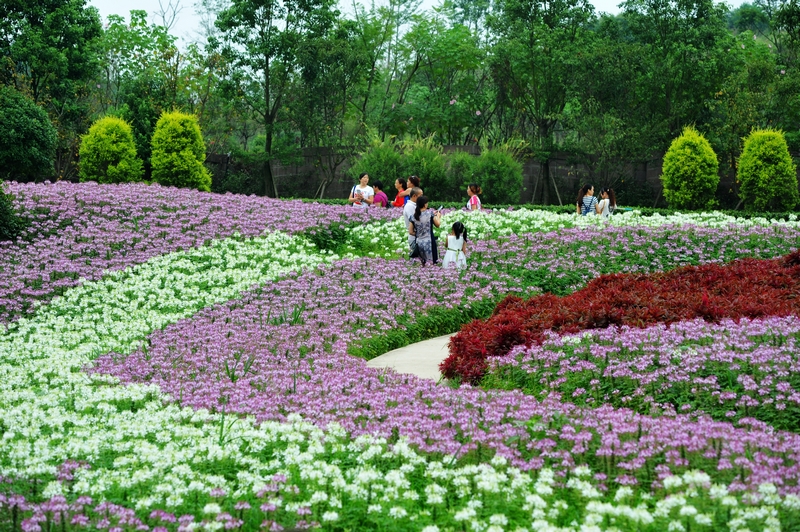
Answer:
371;181;389;207
466;183;482;211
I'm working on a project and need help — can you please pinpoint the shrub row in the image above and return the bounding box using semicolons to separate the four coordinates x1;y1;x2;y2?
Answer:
441;249;800;383
79;112;211;191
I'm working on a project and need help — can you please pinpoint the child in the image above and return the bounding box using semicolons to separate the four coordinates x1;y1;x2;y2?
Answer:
466;183;482;211
442;221;468;270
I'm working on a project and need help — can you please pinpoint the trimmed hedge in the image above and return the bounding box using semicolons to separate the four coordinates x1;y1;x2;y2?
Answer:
737;129;799;212
150;111;212;191
660;126;719;210
79;116;144;184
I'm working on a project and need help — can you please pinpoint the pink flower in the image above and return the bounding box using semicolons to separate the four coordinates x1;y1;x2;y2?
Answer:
476;110;481;116
781;70;786;75
450;99;456;105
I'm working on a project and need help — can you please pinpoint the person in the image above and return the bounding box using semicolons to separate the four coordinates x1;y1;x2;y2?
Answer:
597;188;616;217
372;181;389;207
404;187;423;252
409;195;441;265
442;221;468;270
576;184;599;215
391;178;408;207
398;175;421;200
466;183;482;211
348;172;374;209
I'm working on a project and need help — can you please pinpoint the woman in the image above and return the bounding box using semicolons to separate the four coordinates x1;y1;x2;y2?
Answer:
597;188;616;217
408;195;441;265
349;173;374;209
372;181;389;207
391;178;408;207
576;184;599;215
398;175;421;200
466;183;482;211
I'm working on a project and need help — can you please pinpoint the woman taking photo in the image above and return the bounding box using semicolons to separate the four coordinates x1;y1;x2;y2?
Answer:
408;195;441;265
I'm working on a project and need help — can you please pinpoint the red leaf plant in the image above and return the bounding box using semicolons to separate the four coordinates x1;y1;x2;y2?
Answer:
442;250;800;383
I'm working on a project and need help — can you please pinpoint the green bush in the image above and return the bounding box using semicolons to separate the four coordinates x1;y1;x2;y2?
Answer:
472;148;523;204
446;150;475;203
660;126;719;210
349;137;404;191
79;116;144;184
400;137;450;200
0;185;26;241
737;129;800;212
150;111;212;191
0;86;57;180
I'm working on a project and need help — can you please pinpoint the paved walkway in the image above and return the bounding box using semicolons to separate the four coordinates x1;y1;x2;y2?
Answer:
365;334;454;381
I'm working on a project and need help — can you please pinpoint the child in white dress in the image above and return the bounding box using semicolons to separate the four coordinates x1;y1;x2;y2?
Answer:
442;221;468;270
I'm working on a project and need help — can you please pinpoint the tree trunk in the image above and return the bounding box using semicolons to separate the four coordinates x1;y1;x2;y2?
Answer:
263;132;277;198
541;159;551;205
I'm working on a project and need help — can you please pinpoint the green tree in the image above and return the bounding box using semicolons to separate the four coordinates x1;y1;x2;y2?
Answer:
79;116;143;183
737;129;799;211
348;136;404;188
660;126;720;210
400;137;450;200
473;146;524;204
213;0;339;197
490;0;596;205
0;86;57;181
0;0;103;180
150;111;212;191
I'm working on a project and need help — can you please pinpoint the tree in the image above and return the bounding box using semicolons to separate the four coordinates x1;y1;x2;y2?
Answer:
0;0;103;180
150;111;212;191
490;0;596;205
660;126;719;210
0;86;57;181
737;129;799;211
79;116;143;183
213;0;339;197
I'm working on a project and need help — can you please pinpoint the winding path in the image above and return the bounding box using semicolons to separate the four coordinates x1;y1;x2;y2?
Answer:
365;334;453;381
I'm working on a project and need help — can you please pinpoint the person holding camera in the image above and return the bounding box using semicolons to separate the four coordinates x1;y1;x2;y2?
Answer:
408;195;441;265
348;172;374;209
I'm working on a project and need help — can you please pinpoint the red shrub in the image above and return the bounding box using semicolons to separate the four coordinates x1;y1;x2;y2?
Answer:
441;251;800;383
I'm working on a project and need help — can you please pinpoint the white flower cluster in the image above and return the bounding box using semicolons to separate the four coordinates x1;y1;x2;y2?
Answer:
342;208;800;259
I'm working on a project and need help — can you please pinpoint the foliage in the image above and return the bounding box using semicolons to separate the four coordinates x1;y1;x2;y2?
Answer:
737;129;800;212
79;116;143;184
660;126;720;210
0;185;26;241
443;251;800;383
150;111;212;191
0;86;57;181
472;147;524;204
348;136;404;188
446;149;476;201
400;137;450;199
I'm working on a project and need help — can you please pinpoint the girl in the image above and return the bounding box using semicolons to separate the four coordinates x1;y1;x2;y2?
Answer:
466;183;482;211
408;195;441;265
597;187;616;217
398;175;421;200
576;184;599;215
442;221;468;270
391;178;408;207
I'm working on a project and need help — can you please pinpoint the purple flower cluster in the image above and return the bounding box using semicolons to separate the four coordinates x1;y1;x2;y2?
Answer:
93;256;800;493
489;316;800;430
0;182;396;322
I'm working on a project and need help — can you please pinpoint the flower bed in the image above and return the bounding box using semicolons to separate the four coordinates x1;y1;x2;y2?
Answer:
2;183;800;530
1;181;394;322
483;315;800;431
443;251;800;383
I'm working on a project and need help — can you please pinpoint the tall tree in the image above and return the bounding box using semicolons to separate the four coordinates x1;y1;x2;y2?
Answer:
490;0;596;204
213;0;338;197
0;0;102;180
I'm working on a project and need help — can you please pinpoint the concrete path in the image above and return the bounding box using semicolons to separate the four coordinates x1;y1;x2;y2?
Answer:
366;333;454;381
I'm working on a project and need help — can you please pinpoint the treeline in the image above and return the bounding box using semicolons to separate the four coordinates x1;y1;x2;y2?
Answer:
1;0;800;203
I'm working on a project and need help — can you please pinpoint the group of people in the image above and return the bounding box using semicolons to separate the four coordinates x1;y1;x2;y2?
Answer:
348;172;480;269
576;184;617;217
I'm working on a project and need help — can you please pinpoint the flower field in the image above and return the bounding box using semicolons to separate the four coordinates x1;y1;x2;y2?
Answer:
2;182;800;531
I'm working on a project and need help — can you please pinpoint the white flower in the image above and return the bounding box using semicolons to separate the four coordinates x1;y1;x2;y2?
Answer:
322;511;339;522
202;503;221;515
489;514;508;526
388;507;408;518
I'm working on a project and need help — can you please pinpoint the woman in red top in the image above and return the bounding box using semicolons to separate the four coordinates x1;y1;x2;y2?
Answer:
392;177;407;207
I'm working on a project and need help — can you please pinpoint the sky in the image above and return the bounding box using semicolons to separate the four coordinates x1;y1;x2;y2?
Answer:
87;0;632;45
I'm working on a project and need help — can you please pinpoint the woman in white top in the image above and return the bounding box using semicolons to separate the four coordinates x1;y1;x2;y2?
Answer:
597;187;617;217
348;172;374;209
442;221;468;270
